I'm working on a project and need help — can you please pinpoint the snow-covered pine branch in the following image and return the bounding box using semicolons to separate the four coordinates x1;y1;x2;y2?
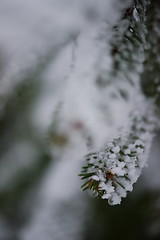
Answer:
80;0;160;205
80;99;158;205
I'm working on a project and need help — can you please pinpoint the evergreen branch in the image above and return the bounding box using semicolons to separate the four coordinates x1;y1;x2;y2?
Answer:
79;0;160;205
80;104;157;205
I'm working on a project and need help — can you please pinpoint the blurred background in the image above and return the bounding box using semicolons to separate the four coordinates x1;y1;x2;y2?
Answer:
0;0;160;240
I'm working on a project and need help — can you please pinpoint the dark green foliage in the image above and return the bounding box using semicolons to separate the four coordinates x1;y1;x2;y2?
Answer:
141;0;160;106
